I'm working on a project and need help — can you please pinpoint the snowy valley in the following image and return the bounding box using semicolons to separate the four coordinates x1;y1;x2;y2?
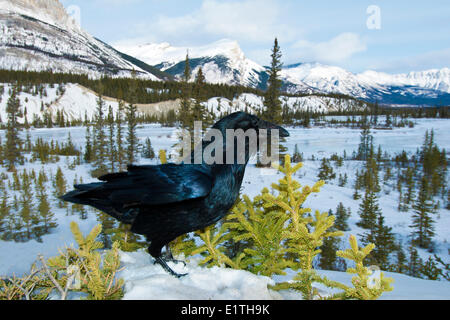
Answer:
0;0;449;302
0;119;449;299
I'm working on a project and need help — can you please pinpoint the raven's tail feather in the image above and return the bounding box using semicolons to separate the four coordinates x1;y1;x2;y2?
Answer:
60;183;136;223
59;189;88;205
59;182;103;205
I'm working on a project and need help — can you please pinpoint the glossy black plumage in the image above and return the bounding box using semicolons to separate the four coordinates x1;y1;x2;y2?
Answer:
61;112;289;277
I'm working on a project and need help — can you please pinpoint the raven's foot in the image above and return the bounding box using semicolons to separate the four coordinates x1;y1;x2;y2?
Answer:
154;257;187;278
165;258;187;267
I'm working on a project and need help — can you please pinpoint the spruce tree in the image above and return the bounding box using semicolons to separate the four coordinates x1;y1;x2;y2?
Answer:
5;85;23;171
92;93;108;177
353;170;362;200
142;137;155;159
397;183;408;212
264;38;283;123
419;256;441;280
0;190;8;237
24;130;32;152
360;214;396;270
84;126;93;163
258;38;287;166
191;67;211;129
410;176;435;249
362;149;381;193
179;53;192;130
107;105;116;172
357;189;381;229
36;171;57;235
356;126;373;161
407;242;423;278
404;167;415;206
318;209;347;272
338;173;348;187
383;166;392;186
389;242;408;274
317;158;336;182
12;170;20;191
334;202;351;231
116;100;125;171
319;231;340;271
292;144;303;163
0;189;13;241
385;112;392;127
54;167;67;208
19;170;35;240
126;102;138;165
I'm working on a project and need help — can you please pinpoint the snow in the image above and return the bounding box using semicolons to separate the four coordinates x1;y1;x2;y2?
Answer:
119;251;279;300
117;250;450;300
0;118;449;299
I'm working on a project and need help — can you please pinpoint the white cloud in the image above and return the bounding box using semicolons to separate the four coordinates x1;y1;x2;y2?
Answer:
292;33;367;64
136;0;299;44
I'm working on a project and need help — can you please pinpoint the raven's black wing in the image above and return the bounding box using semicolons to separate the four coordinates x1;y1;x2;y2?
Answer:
61;164;213;222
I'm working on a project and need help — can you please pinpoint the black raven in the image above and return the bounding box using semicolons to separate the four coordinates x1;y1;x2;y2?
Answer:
61;112;289;277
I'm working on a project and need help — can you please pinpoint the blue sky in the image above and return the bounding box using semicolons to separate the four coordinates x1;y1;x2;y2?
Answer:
60;0;450;73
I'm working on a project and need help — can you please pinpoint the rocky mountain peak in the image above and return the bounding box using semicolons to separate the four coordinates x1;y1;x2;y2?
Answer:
0;0;79;31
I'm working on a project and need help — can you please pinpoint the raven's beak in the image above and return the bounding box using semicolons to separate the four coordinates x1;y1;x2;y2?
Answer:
259;120;290;137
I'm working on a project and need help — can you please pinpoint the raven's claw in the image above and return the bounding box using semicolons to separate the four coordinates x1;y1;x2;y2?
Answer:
165;258;187;267
154;257;187;278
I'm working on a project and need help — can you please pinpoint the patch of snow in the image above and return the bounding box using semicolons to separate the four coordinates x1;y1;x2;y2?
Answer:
119;251;280;300
117;250;450;300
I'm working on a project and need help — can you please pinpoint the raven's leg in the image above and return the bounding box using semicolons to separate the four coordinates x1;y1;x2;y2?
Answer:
165;244;173;259
148;243;187;278
164;244;187;266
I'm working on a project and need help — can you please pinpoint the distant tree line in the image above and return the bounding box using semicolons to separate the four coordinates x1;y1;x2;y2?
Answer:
0;69;262;105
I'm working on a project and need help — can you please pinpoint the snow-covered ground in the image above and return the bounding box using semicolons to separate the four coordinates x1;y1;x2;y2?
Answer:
118;251;450;300
0;118;449;299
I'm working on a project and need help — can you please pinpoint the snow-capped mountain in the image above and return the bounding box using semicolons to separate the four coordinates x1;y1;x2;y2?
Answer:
115;39;316;93
358;68;450;94
0;0;168;80
118;40;450;106
115;39;269;88
283;63;450;105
